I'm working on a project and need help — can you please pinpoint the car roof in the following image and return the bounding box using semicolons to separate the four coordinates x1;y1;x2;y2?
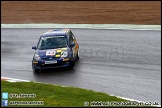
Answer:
41;29;70;37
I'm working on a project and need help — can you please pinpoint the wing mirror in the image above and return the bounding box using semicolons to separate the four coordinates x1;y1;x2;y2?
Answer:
32;46;37;50
70;42;75;47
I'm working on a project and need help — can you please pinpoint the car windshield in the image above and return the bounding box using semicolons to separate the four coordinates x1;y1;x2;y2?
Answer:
37;36;67;50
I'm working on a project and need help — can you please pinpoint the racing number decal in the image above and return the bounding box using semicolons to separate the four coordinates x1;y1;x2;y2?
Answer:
46;50;56;56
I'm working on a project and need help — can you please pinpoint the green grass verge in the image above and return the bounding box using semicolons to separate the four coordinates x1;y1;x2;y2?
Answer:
1;80;151;107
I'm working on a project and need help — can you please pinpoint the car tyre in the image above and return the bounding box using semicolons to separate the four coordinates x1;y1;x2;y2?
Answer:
68;61;75;69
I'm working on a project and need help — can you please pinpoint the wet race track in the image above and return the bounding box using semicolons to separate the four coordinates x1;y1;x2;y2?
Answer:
1;28;161;105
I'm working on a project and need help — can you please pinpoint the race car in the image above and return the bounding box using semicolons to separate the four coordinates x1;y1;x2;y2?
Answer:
32;29;79;72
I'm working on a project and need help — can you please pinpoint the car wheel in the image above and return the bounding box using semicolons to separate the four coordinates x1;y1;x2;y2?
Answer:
32;61;40;73
68;61;75;69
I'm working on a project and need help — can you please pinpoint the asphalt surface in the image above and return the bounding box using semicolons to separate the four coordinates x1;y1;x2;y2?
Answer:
1;28;161;105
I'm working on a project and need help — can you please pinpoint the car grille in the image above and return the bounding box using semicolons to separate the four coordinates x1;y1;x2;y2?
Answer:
43;64;61;68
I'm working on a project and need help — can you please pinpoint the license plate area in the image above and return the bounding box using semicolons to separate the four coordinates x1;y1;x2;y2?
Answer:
45;60;57;64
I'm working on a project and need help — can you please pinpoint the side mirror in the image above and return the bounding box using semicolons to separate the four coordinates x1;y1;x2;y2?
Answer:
32;46;37;50
70;42;75;47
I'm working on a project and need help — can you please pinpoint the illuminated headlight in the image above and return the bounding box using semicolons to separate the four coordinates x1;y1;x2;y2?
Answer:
61;51;68;57
34;54;41;61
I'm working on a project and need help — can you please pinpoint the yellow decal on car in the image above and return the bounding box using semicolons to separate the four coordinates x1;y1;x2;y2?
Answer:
62;48;67;50
55;55;61;57
57;50;62;52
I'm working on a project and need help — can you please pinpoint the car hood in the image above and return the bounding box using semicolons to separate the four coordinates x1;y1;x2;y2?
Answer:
36;47;68;57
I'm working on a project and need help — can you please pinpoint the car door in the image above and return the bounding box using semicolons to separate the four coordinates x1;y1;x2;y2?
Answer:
69;31;78;59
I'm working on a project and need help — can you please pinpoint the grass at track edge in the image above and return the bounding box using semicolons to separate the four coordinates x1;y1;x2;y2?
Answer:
1;80;152;107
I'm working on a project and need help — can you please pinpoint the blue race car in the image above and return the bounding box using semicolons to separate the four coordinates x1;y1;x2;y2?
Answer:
32;29;79;72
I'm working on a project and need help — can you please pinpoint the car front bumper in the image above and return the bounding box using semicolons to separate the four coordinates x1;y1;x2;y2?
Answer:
33;58;71;69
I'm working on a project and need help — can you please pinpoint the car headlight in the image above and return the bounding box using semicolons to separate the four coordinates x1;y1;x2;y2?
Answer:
34;54;41;61
61;51;68;57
